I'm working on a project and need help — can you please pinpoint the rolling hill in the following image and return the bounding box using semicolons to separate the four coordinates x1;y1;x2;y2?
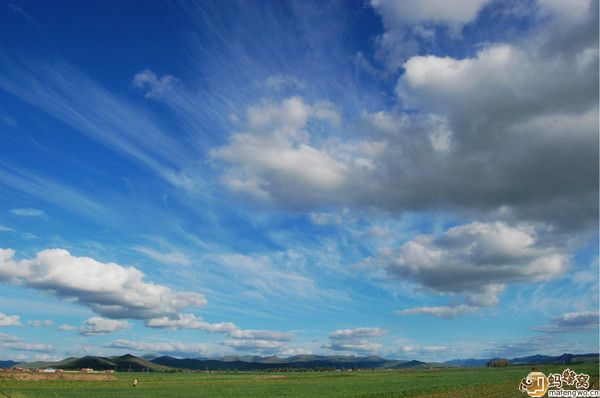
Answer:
15;354;171;372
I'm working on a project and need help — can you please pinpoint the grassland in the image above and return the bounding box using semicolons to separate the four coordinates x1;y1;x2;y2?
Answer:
0;363;597;398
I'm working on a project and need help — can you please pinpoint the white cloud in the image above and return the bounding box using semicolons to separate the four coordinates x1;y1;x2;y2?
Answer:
382;222;568;306
10;208;45;217
401;44;570;113
0;333;53;353
79;317;132;336
109;339;209;356
32;354;63;362
222;339;286;351
371;0;487;28
218;135;348;197
212;97;348;202
309;212;342;226
132;246;192;266
228;329;295;341
323;340;383;354
0;248;207;319
329;327;385;339
219;325;296;353
145;313;237;333
534;311;600;334
370;0;489;68
400;345;447;354
213;9;598;234
0;333;20;342
213;97;381;207
58;324;77;332
27;319;53;328
278;347;312;356
5;342;54;353
132;69;177;99
324;326;385;355
396;305;476;319
244;96;339;132
0;312;21;326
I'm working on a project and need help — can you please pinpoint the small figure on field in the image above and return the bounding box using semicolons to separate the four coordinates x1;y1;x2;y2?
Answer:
133;378;138;387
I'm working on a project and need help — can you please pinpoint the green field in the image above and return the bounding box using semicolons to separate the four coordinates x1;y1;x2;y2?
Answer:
1;363;598;398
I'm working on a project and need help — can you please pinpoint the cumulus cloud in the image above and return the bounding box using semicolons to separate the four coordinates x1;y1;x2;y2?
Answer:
381;222;568;306
396;305;476;319
6;342;54;353
324;327;384;354
133;69;177;99
329;327;385;339
221;325;296;353
370;0;489;68
372;0;487;29
390;10;598;230
534;311;600;334
109;339;209;356
400;345;448;354
79;317;132;336
145;313;237;333
222;339;286;351
132;246;192;266
10;208;45;217
0;312;21;326
0;248;207;319
27;319;53;328
279;347;313;356
228;329;295;341
400;43;596;121
215;5;598;234
212;96;373;206
58;324;76;332
0;333;20;342
309;212;342;226
323;341;383;354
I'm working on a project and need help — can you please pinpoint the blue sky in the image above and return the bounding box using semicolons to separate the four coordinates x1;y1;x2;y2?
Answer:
0;0;598;362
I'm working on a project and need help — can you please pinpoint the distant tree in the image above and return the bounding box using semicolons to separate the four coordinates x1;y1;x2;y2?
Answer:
486;358;509;367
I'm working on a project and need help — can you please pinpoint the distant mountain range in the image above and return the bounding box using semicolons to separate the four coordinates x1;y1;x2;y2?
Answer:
150;354;440;371
4;353;597;371
0;360;18;368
